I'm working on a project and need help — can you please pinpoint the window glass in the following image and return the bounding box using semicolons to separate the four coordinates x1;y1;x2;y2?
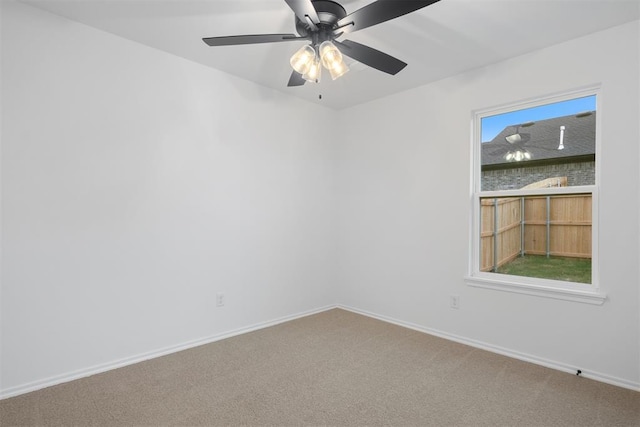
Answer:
481;96;596;191
480;194;591;284
473;92;597;290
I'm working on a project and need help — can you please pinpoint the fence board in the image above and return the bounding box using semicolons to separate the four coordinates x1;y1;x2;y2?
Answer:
480;194;592;271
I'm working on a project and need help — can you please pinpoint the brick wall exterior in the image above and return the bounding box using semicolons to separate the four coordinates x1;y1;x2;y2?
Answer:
481;161;595;191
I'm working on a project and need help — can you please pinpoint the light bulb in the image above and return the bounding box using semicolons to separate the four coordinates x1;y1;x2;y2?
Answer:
505;152;514;161
328;59;349;80
290;45;316;74
319;41;350;80
524;151;531;160
320;41;342;70
514;151;524;161
303;57;321;82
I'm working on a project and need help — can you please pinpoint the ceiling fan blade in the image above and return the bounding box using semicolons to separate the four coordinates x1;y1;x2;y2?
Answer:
284;0;320;25
334;40;407;75
336;0;441;35
287;71;306;87
488;147;509;156
203;34;304;46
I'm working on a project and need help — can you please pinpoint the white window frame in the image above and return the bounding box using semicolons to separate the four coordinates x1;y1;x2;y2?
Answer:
465;86;606;305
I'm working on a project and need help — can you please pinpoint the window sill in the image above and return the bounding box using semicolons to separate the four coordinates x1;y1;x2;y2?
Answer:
464;275;607;305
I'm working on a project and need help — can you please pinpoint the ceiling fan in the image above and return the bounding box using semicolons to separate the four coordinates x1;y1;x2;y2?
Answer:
487;122;536;161
487;122;563;162
202;0;441;87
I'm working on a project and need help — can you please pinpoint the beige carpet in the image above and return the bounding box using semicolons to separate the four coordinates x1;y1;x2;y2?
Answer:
1;308;639;426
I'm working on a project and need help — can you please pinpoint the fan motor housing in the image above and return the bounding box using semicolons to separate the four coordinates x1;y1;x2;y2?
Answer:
295;0;347;38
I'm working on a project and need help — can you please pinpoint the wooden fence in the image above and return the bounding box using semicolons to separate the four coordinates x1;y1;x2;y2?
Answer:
480;194;592;272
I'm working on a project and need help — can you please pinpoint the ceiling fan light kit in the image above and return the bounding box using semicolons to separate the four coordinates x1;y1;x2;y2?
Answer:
290;40;349;82
202;0;441;87
505;150;531;162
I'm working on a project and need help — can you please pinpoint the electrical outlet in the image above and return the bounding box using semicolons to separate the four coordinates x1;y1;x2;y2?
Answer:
450;295;460;309
216;292;225;307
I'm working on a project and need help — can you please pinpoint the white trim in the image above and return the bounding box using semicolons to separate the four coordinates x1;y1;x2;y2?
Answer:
3;303;636;399
464;275;606;305
469;86;602;299
479;186;594;199
0;305;337;400
338;305;639;392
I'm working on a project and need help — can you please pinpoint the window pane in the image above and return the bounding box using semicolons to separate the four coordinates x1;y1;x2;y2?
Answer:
480;195;592;284
481;96;596;191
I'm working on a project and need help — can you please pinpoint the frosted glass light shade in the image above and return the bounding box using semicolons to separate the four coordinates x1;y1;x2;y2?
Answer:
290;45;316;74
319;41;349;80
506;150;532;162
328;59;349;80
303;58;322;82
320;41;342;70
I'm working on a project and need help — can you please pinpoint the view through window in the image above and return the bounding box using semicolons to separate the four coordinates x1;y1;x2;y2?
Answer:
477;94;596;285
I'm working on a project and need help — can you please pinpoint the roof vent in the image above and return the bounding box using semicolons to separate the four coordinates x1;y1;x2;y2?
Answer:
558;126;565;150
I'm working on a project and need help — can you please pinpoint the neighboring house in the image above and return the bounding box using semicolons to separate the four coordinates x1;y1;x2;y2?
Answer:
481;112;596;190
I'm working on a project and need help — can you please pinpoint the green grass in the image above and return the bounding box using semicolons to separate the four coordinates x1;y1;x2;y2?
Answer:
496;255;591;284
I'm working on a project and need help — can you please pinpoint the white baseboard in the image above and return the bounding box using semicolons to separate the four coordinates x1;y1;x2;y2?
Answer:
0;305;338;400
3;303;637;399
338;304;640;392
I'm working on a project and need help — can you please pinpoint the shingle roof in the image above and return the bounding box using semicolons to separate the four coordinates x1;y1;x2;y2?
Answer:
481;112;596;166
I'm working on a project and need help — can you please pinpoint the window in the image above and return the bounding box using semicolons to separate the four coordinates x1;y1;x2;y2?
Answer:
466;88;605;304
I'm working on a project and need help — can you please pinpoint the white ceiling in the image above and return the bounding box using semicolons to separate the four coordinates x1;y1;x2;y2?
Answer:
21;0;640;110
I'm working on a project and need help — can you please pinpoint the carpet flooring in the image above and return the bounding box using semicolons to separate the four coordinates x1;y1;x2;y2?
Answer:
1;308;639;426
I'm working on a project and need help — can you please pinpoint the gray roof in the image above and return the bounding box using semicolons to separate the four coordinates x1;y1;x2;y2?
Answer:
481;112;595;167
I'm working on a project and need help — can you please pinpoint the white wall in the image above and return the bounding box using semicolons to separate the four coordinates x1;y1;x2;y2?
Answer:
2;0;639;398
0;1;336;395
336;20;640;388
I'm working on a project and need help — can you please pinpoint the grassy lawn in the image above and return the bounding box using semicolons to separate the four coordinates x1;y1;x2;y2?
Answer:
496;255;591;284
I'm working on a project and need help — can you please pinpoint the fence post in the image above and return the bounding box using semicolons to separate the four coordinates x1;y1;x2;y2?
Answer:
520;197;525;257
546;196;551;258
493;198;498;272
